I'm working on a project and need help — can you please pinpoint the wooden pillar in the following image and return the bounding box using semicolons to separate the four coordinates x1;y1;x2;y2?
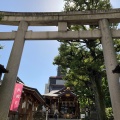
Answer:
0;21;28;120
25;95;28;120
18;94;24;119
50;98;52;113
77;100;80;118
0;73;2;80
34;101;37;111
58;98;59;111
99;19;120;120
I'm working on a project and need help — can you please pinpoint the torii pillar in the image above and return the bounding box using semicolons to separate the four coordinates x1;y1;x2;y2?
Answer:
0;21;28;120
99;19;120;120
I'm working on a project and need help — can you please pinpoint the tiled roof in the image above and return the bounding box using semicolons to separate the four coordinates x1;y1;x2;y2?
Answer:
43;90;59;97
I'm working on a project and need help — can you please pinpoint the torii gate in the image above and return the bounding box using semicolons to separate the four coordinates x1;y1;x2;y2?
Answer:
0;9;120;120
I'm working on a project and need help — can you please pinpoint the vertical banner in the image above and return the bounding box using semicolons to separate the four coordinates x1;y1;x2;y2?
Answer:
10;83;23;111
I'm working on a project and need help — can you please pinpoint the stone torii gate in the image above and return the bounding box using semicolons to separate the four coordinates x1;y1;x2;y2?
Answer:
0;9;120;120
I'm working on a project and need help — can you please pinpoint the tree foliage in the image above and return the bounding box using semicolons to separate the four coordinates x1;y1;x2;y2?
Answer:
53;0;119;120
64;0;111;11
0;13;4;21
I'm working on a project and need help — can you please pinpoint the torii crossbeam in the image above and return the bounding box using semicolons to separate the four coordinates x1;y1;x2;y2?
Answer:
0;9;120;120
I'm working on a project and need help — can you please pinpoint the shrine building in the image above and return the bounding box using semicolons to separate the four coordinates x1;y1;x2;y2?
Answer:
43;66;80;119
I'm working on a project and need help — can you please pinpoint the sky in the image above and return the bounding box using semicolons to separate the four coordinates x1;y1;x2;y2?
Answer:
0;0;120;95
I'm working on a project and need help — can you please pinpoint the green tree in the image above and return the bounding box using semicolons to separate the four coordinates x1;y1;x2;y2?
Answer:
54;41;108;119
0;45;3;49
0;12;4;21
0;15;2;21
53;0;118;120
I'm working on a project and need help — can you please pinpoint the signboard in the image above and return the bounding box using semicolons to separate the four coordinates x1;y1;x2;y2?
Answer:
81;114;85;118
10;83;23;111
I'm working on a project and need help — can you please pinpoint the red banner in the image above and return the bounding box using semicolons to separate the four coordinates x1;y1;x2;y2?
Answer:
10;83;23;111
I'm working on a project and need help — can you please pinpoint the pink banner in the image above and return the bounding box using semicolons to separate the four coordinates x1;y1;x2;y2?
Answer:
10;83;23;111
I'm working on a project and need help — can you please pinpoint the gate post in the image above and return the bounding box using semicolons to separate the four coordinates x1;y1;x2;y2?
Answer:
0;21;28;120
58;22;67;31
99;19;120;120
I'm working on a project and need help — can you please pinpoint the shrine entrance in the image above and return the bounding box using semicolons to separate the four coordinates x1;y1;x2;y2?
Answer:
0;9;120;120
44;87;80;119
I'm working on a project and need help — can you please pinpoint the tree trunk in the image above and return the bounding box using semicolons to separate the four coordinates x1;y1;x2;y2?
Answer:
91;76;106;120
